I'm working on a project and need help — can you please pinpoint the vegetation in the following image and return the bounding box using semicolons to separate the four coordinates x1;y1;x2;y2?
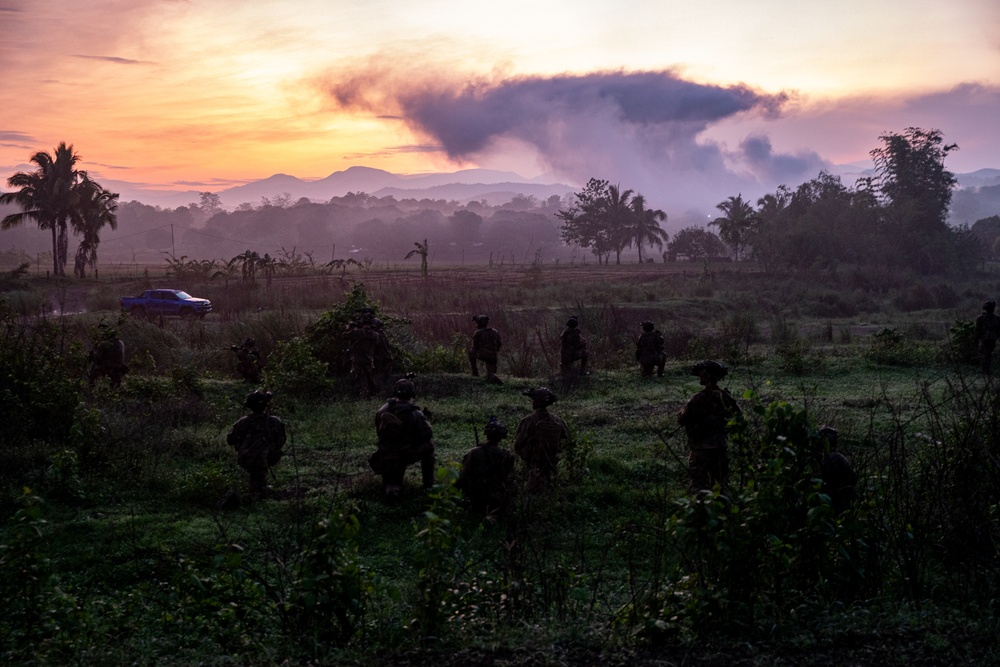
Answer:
1;142;119;277
2;261;1000;665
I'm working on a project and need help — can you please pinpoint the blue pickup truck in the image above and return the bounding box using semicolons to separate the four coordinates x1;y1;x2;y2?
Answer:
121;289;213;319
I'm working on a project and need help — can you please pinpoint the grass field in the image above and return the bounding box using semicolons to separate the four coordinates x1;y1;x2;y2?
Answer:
2;262;1000;665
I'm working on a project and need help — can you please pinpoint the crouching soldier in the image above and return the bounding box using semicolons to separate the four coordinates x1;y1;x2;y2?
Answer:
231;337;263;383
227;390;286;499
369;376;436;498
514;387;571;491
457;417;515;518
635;320;666;377
816;426;857;515
87;323;128;388
468;314;503;384
678;361;741;495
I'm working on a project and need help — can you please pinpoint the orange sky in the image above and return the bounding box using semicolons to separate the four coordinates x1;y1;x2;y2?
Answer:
2;0;999;197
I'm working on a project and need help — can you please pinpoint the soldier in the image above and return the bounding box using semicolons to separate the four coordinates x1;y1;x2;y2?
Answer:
559;316;589;376
231;337;263;383
678;360;741;494
344;313;379;397
635;320;666;377
816;426;857;515
372;317;394;388
369;376;436;498
227;390;286;499
975;301;1000;376
87;323;128;388
457;417;516;518
514;387;571;491
468;314;503;384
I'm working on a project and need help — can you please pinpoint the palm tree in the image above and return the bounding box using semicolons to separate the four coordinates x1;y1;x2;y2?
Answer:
628;194;669;263
604;185;634;265
405;239;429;276
1;168;58;274
0;142;83;276
710;194;757;261
72;176;119;278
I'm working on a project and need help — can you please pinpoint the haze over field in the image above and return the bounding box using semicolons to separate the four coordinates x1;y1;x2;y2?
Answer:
2;0;999;218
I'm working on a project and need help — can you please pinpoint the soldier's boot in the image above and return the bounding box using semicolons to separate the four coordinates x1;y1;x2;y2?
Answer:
468;351;479;376
486;373;503;385
421;456;436;489
579;357;589;376
656;362;665;378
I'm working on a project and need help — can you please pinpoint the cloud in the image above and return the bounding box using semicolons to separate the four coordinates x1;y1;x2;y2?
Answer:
72;54;151;65
736;135;828;185
324;65;820;213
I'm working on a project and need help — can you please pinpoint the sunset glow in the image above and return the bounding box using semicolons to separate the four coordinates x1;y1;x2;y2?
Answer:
2;0;998;199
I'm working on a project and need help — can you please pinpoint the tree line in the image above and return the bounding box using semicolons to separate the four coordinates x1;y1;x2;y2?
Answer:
557;127;990;275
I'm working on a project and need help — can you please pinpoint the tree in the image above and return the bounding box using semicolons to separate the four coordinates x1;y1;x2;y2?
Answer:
710;194;756;261
72;177;119;278
628;194;668;263
405;239;429;276
870;128;958;274
605;184;635;264
665;227;727;261
557;179;615;264
871;127;957;234
0;142;83;276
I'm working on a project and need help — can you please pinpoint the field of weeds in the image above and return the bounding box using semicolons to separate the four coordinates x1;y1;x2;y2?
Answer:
2;262;1000;665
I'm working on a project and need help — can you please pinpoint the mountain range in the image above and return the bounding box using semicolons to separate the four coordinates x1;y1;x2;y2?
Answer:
103;167;577;210
101;165;1000;214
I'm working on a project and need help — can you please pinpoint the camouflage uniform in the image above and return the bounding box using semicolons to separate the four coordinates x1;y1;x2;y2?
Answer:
457;418;515;517
975;301;1000;376
514;387;570;491
231;338;263;383
635;321;666;377
87;331;128;388
468;314;503;384
369;378;435;495
372;321;394;387
344;321;379;396
227;391;286;498
817;426;857;515
678;361;740;494
559;317;588;375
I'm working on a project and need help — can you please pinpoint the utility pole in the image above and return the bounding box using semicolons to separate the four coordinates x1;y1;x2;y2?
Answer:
171;224;176;257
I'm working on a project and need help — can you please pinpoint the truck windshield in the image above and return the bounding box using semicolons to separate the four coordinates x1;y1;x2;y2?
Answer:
175;291;193;299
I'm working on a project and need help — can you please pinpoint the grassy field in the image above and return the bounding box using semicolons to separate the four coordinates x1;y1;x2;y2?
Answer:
2;262;1000;665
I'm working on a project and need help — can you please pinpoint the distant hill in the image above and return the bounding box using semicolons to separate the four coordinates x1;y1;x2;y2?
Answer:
104;166;574;210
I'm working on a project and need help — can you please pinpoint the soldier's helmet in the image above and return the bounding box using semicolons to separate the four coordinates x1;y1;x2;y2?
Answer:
818;425;838;449
392;377;416;399
244;389;273;412
473;314;489;326
484;416;508;440
691;360;728;381
641;320;654;332
984;301;997;313
566;316;579;328
242;337;256;348
522;386;557;407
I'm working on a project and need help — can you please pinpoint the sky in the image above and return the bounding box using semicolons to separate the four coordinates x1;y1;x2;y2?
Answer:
1;0;999;212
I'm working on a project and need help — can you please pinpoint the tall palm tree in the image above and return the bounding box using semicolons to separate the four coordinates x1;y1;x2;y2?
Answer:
710;194;757;261
0;142;83;276
1;168;58;274
628;194;669;263
604;184;634;265
72;176;119;278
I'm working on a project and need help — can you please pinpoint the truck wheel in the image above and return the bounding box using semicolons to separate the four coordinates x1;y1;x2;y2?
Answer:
131;306;145;318
180;307;193;319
